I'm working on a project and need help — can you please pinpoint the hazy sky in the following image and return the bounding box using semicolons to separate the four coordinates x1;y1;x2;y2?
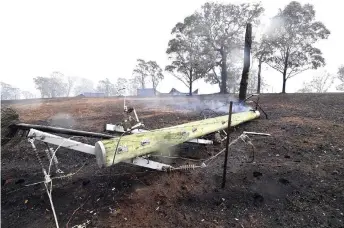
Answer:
0;0;343;95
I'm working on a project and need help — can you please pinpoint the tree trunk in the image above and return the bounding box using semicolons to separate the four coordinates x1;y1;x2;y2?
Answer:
282;48;289;93
239;23;252;101
141;76;145;89
189;69;193;96
257;58;262;94
153;82;156;95
220;47;228;94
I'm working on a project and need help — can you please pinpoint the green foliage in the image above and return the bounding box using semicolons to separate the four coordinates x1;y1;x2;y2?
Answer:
266;1;330;92
166;14;213;95
196;2;264;93
132;59;164;91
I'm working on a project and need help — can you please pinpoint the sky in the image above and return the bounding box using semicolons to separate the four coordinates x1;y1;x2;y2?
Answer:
0;0;343;96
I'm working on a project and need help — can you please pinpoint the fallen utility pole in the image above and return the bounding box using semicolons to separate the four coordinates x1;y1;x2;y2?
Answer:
222;101;233;188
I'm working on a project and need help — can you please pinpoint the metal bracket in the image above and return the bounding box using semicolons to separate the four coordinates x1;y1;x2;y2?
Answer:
27;129;96;155
123;157;171;171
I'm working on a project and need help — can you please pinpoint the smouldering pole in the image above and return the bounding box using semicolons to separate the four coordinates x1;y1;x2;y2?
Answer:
222;101;233;189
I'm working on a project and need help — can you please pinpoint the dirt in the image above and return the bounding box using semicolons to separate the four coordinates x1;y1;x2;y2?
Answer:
1;93;344;228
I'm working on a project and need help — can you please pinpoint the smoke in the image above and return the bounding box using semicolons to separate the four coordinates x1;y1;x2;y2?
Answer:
138;95;252;114
50;113;76;128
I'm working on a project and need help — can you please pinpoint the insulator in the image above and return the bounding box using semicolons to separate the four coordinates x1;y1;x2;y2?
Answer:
177;164;196;171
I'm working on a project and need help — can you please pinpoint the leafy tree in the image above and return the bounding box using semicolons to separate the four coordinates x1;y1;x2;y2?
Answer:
336;65;344;91
127;78;139;96
33;76;50;98
166;14;214;96
206;49;242;93
253;35;274;93
33;72;67;98
266;1;330;93
132;59;164;93
115;77;128;96
147;61;164;94
96;78;115;96
73;78;95;96
195;2;264;93
1;82;20;100
50;72;67;97
132;59;149;89
21;91;35;99
66;76;77;97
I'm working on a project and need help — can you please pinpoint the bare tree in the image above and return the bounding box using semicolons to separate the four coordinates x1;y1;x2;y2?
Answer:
309;71;334;93
336;65;344;91
298;71;334;93
297;82;313;93
239;23;252;101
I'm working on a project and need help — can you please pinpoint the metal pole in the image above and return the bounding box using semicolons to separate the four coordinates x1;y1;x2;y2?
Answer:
14;123;114;139
222;101;233;188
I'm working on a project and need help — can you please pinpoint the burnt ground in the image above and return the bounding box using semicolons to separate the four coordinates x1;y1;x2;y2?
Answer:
1;93;344;228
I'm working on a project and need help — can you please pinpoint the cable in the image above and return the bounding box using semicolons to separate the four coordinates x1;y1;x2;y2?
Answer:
111;131;129;166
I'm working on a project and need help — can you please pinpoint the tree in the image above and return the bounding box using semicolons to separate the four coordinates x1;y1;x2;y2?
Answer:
195;2;264;94
239;23;252;101
147;61;164;94
266;1;330;93
21;91;34;99
96;78;115;96
297;82;313;93
309;71;334;93
132;59;149;89
66;76;77;97
33;72;67;98
73;78;95;95
298;71;334;93
33;76;50;98
205;49;242;93
1;82;20;100
132;59;164;93
115;77;128;96
127;78;139;96
253;35;274;94
166;14;214;96
50;71;67;97
336;65;344;91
